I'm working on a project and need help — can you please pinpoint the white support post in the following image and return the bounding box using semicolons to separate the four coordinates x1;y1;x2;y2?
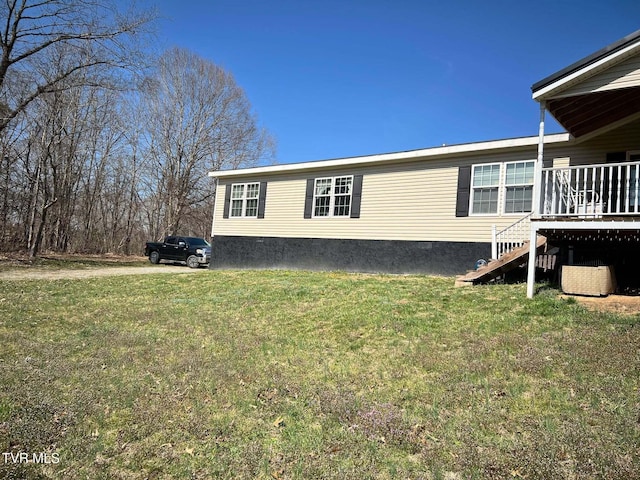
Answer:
491;224;498;260
526;223;539;298
532;102;546;219
527;102;546;298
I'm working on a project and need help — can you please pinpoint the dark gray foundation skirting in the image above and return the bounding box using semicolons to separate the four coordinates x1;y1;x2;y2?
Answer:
209;236;491;275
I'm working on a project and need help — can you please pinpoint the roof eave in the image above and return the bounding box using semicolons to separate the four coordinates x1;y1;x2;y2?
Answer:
532;29;640;101
209;133;571;179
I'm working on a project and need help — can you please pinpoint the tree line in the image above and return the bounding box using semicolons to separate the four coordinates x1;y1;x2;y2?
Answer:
0;0;275;257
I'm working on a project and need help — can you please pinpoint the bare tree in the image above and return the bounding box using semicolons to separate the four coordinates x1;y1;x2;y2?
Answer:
0;7;277;256
0;0;155;257
0;118;29;249
0;0;155;132
139;47;275;238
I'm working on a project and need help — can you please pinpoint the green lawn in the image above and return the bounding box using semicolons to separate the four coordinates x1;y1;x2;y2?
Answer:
0;270;638;479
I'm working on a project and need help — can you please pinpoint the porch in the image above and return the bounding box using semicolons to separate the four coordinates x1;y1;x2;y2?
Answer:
461;30;640;295
482;159;640;296
525;161;640;297
526;29;640;297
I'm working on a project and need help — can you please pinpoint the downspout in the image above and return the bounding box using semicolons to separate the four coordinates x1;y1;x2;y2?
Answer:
527;101;546;298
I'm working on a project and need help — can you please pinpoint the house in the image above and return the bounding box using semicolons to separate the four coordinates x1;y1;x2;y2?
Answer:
209;30;640;296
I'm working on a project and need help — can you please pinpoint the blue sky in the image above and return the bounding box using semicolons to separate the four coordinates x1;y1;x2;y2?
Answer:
149;0;640;164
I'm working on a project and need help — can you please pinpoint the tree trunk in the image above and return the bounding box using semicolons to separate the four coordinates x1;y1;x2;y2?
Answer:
29;198;57;259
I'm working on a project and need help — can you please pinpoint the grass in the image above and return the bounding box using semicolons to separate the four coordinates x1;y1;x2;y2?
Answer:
0;269;638;479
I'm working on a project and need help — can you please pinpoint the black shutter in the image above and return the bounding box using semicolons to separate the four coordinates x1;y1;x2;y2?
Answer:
303;178;314;219
222;184;232;219
350;174;363;218
455;166;472;217
257;182;267;218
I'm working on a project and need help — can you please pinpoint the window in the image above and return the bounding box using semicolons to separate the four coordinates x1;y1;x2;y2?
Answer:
468;161;535;216
313;178;332;216
230;182;260;217
304;175;363;219
504;161;535;213
333;177;352;216
313;176;353;217
471;164;500;214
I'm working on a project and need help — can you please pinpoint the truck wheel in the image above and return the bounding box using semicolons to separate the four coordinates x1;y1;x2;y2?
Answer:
149;251;161;264
186;255;200;269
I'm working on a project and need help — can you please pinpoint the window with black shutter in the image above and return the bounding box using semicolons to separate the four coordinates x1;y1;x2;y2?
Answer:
223;182;268;218
303;174;363;218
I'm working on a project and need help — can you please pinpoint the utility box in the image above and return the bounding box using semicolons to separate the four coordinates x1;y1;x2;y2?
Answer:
561;265;616;297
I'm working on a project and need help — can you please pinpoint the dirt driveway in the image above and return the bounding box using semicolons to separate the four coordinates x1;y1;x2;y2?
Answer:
0;264;209;281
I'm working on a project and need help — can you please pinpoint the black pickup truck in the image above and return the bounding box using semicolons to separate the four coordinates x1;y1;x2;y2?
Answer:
144;236;211;268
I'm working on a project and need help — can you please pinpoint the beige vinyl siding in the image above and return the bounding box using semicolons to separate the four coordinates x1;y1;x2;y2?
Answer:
560;53;640;98
553;157;570;168
213;148;544;243
549;117;640;167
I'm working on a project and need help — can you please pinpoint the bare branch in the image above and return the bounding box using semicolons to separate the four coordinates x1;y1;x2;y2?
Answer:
138;47;275;236
0;0;156;132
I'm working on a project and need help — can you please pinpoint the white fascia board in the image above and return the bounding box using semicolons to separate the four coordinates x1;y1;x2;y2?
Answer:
535;220;640;230
209;133;571;179
533;40;640;101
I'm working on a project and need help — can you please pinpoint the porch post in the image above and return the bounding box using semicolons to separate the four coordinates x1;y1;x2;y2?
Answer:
526;224;539;298
527;102;546;298
491;224;497;260
532;101;546;218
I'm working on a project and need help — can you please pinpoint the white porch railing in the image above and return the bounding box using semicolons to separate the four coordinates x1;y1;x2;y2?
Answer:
541;160;640;217
492;213;532;259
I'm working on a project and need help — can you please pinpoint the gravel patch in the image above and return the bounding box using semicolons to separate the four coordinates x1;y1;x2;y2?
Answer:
0;265;209;281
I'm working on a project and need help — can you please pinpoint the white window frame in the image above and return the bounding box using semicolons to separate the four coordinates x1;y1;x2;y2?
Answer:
470;163;501;216
230;182;260;218
312;175;353;218
469;160;536;216
504;160;535;214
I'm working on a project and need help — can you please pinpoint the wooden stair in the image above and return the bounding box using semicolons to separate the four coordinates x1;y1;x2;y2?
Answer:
455;235;547;286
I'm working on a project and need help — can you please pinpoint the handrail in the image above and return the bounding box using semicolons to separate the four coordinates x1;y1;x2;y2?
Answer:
541;160;640;217
492;213;532;259
542;160;638;171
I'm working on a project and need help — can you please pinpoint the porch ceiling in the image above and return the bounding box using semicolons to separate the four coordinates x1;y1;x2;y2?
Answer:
546;86;640;138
